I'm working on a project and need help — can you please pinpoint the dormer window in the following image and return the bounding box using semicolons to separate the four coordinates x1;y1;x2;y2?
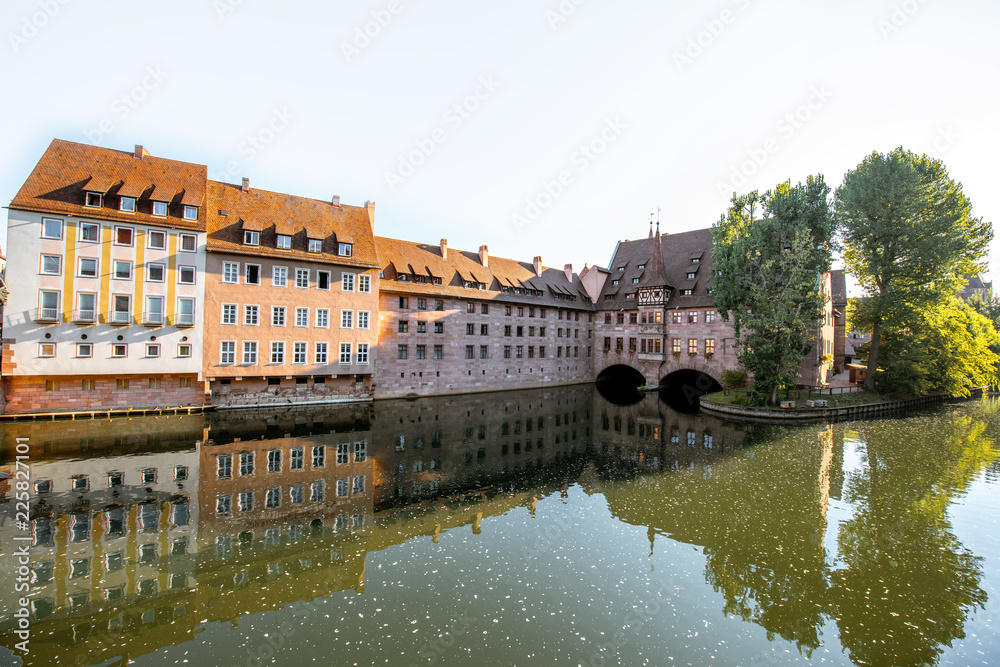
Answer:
120;197;136;213
399;274;409;282
691;258;700;263
183;206;198;221
85;192;102;207
152;201;167;216
277;235;292;249
617;267;625;272
687;272;696;280
244;230;260;246
308;239;323;253
338;242;352;257
682;289;693;296
632;278;640;284
638;264;646;269
612;279;619;286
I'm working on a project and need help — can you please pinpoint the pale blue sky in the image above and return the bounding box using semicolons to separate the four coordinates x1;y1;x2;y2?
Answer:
3;0;997;288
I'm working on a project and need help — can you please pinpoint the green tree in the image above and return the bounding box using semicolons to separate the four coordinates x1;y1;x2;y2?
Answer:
835;148;992;391
712;176;836;405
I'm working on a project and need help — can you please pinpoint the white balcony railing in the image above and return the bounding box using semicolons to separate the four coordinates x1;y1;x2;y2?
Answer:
110;311;132;325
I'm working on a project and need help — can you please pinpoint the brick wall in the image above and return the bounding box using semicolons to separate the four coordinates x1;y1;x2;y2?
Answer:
4;375;205;414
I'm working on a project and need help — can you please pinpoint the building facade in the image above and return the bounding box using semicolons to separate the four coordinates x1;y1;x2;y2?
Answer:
2;140;207;413
373;237;596;397
201;180;380;407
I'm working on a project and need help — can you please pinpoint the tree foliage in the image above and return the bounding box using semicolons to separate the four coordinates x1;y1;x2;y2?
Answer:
712;176;836;405
835;148;993;391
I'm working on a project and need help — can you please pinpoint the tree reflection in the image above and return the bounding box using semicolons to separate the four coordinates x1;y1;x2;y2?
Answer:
830;415;993;666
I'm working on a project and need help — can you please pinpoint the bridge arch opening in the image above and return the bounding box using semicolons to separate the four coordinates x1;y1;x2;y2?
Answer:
595;364;646;406
658;369;723;414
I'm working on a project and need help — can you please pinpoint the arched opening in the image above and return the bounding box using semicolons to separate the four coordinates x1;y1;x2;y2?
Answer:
658;369;722;414
595;365;646;405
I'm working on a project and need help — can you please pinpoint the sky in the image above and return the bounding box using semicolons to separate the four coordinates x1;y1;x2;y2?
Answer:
2;0;998;291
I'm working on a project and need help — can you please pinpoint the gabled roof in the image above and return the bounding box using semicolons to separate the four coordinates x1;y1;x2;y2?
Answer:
204;181;378;268
9;139;207;231
597;227;716;310
375;237;595;309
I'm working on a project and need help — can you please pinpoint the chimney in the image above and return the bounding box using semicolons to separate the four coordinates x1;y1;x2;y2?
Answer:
332;195;341;206
533;256;542;276
478;245;489;267
440;239;448;259
241;177;250;193
564;263;573;283
134;145;149;159
364;200;375;232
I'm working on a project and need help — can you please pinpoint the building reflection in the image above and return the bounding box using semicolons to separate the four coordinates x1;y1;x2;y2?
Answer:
0;390;996;667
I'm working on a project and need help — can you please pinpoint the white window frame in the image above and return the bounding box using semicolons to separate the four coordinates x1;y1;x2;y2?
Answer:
220;341;236;364
146;263;165;283
178;265;196;284
183;206;198;221
338;242;352;257
40;254;62;275
179;234;197;252
245;264;261;285
340;310;353;329
244;305;259;326
41;217;63;239
270;341;285;364
316;309;329;328
339;343;352;364
147;230;166;249
357;311;370;329
308;238;322;253
317;271;331;290
177;343;192;358
113;260;132;280
222;303;237;325
295;268;309;288
152;201;168;217
76;342;92;358
85;192;102;208
222;262;239;283
271;306;286;327
242;341;258;365
342;273;355;292
114;226;134;246
79;222;99;242
111;343;127;358
244;230;260;246
277;234;292;250
145;343;160;358
272;266;287;287
357;343;369;365
295;307;308;327
293;342;307;364
315;342;328;364
119;196;136;213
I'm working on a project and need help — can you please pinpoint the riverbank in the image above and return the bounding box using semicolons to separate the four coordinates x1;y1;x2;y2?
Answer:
700;389;949;423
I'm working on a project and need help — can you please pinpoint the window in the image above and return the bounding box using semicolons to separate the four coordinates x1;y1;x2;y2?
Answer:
293;307;308;327
672;338;682;354
177;343;192;357
399;296;409;309
239;492;253;512
311;480;325;501
115;226;133;246
355;441;367;461
277;234;291;249
312;445;325;467
223;262;239;283
240;451;254;476
40;254;61;275
632;277;640;284
243;341;258;364
147;263;165;282
245;264;260;285
357;343;369;364
682;289;693;296
112;343;127;358
272;306;286;327
433;344;443;360
358;275;371;293
341;310;353;328
153;201;168;217
705;338;716;355
271;341;285;364
291;447;304;469
180;233;197;252
466;323;475;335
416;344;426;360
145;343;160;358
465;345;475;359
337;443;349;464
42;218;63;238
272;266;287;286
416;321;426;334
503;345;511;359
706;310;717;323
516;345;523;358
290;486;304;503
337;478;349;497
296;268;309;288
267;450;282;472
480;345;488;359
80;222;99;241
178;266;195;284
688;312;698;324
316;309;329;328
342;273;355;291
308;238;323;253
612;279;619;286
340;343;352;364
174;466;189;481
357;311;370;329
266;487;280;508
317;271;331;290
338;242;352;256
222;304;237;325
399;320;409;333
114;260;132;280
434;322;444;334
76;343;92;357
315;343;328;364
245;305;259;325
183;206;198;220
481;324;489;336
353;476;365;494
218;454;232;478
293;342;307;364
688;339;698;355
144;230;165;250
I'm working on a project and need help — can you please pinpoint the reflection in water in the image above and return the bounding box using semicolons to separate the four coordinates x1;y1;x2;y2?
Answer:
0;389;998;666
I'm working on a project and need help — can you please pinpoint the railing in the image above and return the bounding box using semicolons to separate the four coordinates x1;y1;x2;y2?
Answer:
34;308;61;323
173;312;195;327
109;311;133;325
142;312;164;326
72;309;97;324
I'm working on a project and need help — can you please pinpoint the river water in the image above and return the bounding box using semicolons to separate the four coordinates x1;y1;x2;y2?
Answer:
1;385;998;667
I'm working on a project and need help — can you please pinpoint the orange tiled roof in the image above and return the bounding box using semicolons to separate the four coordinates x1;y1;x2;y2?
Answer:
205;181;378;268
9;139;207;231
375;236;595;309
